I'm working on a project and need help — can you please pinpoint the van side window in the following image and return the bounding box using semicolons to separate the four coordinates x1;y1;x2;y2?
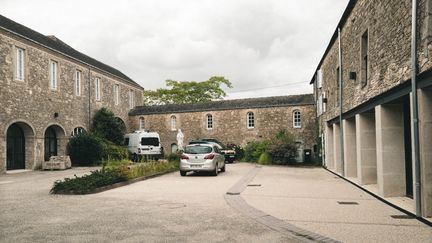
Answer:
124;138;130;146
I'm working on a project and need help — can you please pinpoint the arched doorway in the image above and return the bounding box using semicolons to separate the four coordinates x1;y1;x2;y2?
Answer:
6;124;25;170
115;117;127;133
44;127;57;161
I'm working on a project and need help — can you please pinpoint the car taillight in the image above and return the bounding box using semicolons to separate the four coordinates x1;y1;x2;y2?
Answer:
204;153;215;159
180;154;189;160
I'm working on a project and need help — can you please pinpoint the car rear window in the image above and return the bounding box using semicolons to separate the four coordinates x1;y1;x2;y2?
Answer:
185;146;212;154
141;137;159;146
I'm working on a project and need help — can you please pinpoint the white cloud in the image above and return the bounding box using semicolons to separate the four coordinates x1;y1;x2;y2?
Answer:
0;0;349;98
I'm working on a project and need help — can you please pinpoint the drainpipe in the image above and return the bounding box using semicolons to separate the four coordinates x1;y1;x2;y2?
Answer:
338;27;345;177
88;67;92;129
411;0;422;217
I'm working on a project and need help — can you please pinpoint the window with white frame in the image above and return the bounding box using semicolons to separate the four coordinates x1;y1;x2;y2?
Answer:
171;115;177;130
139;117;145;130
114;84;120;105
293;110;301;128
206;114;213;129
75;70;81;96
247;112;255;128
49;60;58;90
95;77;101;101
129;90;134;109
71;127;86;137
15;47;24;81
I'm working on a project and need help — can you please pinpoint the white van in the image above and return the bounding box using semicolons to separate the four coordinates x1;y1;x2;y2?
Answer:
124;131;163;161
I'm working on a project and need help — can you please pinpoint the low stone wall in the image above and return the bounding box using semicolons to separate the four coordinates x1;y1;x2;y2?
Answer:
42;156;71;170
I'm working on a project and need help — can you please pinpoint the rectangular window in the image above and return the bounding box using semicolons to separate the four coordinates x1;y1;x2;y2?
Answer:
95;78;101;101
361;30;368;87
336;67;340;107
207;115;213;129
15;47;24;81
293;111;301;128
129;90;134;109
114;84;120;105
49;60;58;90
317;69;323;89
75;70;81;96
247;112;255;128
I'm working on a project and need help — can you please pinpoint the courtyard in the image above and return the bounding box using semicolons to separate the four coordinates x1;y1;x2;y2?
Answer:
0;163;430;242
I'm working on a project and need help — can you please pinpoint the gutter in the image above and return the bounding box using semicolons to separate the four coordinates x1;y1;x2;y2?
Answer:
411;0;422;217
338;27;345;176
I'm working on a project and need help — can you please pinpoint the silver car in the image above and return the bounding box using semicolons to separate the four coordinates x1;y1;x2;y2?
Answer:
179;144;225;176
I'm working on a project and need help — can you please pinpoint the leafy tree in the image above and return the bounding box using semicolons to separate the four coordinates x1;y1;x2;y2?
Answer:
143;76;233;105
91;108;125;145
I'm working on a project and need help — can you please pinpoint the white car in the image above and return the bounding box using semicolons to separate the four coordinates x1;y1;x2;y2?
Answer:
179;144;225;176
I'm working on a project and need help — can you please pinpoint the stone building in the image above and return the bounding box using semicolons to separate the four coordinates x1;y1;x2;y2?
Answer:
310;0;432;218
0;15;143;173
129;94;317;163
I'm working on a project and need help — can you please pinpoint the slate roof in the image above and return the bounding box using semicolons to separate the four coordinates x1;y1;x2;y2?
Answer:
0;14;142;89
129;94;314;115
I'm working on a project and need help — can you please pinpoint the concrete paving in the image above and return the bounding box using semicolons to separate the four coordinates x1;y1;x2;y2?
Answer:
0;163;431;242
241;165;432;243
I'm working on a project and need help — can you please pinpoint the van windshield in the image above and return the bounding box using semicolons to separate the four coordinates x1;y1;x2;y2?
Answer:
141;137;159;146
185;146;212;154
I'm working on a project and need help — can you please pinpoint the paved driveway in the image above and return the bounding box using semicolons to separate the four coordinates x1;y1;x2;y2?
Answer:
0;164;294;243
0;163;431;242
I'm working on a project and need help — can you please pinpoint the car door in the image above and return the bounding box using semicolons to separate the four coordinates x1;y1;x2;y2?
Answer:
214;146;223;168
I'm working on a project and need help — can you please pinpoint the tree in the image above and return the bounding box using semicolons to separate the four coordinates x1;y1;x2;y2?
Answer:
143;76;233;105
91;108;125;145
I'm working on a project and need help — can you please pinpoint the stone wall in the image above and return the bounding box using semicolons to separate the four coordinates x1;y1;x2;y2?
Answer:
317;0;432;124
130;105;316;157
0;29;143;173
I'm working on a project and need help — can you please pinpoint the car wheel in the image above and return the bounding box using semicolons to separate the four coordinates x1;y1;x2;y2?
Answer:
221;163;225;172
133;154;138;162
212;163;218;176
180;171;187;176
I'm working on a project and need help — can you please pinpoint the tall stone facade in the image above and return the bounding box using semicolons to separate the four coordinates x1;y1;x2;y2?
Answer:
129;94;317;162
311;0;432;218
0;15;143;173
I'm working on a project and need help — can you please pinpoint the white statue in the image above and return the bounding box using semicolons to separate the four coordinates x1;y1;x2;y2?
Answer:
176;129;184;150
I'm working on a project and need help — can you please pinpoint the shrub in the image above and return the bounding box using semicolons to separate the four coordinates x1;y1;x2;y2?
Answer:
68;134;105;166
267;131;297;165
50;170;128;194
91;108;125;145
227;143;245;160
258;152;271;165
102;142;128;161
166;152;180;163
244;140;268;162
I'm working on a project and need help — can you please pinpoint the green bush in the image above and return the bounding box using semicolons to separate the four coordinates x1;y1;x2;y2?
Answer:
91;108;125;145
267;131;297;165
166;152;180;163
244;140;269;162
258;152;271;165
227;143;245;160
50;170;128;194
68;134;105;166
103;142;128;161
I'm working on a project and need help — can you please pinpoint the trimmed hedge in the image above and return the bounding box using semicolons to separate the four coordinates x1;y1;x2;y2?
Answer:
68;134;105;166
50;170;128;194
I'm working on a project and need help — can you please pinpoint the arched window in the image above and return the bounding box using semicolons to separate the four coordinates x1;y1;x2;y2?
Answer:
206;114;213;129
247;112;254;128
171;115;177;130
293;110;301;128
139;117;145;130
71;127;86;137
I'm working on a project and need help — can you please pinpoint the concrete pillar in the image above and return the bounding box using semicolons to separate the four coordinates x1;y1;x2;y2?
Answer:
325;124;334;169
419;89;432;217
333;123;342;174
343;118;357;178
375;104;406;197
356;113;377;185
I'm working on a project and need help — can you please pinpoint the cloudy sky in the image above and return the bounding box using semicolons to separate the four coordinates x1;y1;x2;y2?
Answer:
1;0;348;99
